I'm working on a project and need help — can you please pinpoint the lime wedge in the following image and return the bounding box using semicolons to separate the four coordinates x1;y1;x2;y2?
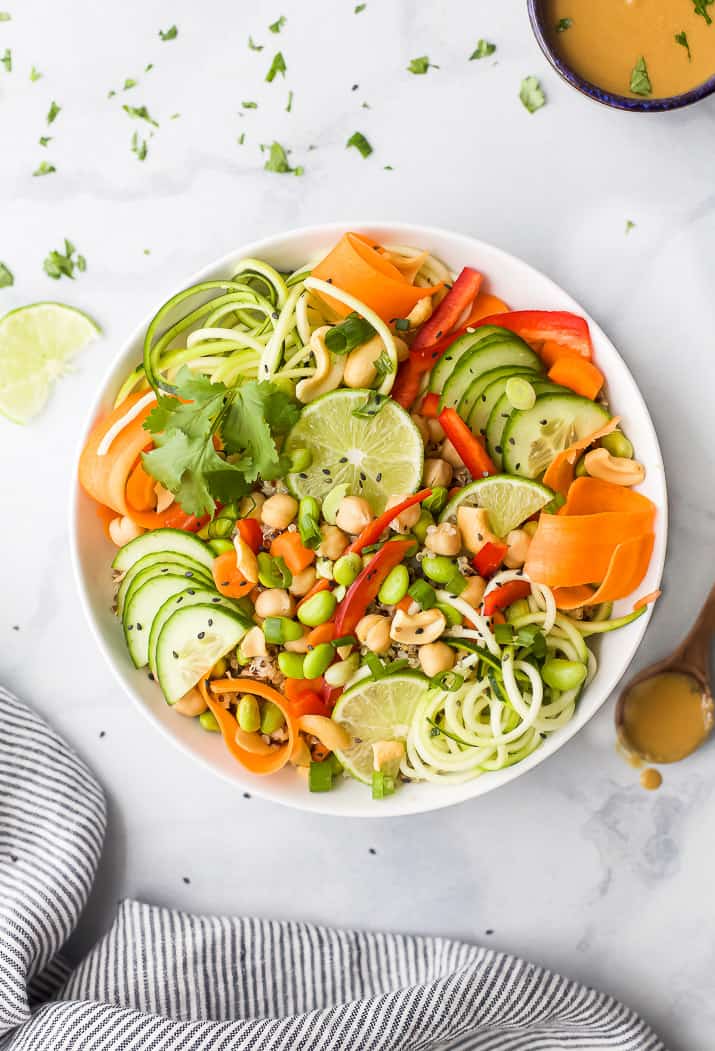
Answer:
439;474;553;537
284;389;424;513
0;302;100;423
332;672;429;783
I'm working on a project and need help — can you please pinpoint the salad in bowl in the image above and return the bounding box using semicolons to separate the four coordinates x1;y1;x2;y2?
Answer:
76;227;662;806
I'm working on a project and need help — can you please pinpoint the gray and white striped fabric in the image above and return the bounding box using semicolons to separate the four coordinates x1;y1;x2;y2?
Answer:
0;687;666;1050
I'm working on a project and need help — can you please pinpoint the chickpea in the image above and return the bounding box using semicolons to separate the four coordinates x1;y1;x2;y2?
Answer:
385;494;421;533
356;613;392;654
418;641;456;678
343;334;387;388
288;566;316;597
174;688;208;717
427;419;445;444
503;528;531;569
239;492;266;521
410;413;430;443
461;575;486;608
425;522;461;556
440;438;464;468
356;614;385;643
239;625;267;659
254;588;295;619
336;495;373;535
260;493;298;530
423;458;453;488
316;523;350;560
109;515;144;547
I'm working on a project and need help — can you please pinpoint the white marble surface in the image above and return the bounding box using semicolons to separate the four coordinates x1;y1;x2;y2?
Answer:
2;1;715;1047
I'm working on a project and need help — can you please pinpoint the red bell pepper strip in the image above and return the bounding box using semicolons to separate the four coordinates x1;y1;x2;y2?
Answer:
235;517;263;553
438;408;497;479
482;580;532;617
420;392;440;418
392;323;481;408
285;690;330;719
472;542;507;578
334;539;413;634
410;267;483;354
476;310;593;362
348;490;432;554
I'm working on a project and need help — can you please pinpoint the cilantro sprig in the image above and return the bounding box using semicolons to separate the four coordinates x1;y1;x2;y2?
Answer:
519;76;546;113
470;39;496;60
693;0;713;25
159;25;178;41
0;262;14;288
43;239;86;279
264;141;303;174
629;56;651;97
142;369;300;516
266;51;287;81
346;131;373;157
407;56;438;75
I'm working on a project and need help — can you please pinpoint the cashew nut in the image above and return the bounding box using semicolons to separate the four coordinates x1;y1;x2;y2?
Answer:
154;483;174;513
233;536;259;584
298;714;351;752
316;523;349;560
296;326;345;403
440;438;464;467
261;493;298;530
238;625;267;659
460;575;486;608
418;641;456;678
503;529;532;569
284;626;311;653
109;515;144;547
343;334;390;389
457;506;500;556
389;607;447;646
372;739;405;776
425;522;462;556
423;458;453;488
385;494;421;532
235;726;275;755
356;613;392;654
174;688;208;717
288;566;317;597
405;296;433;328
584;447;646;487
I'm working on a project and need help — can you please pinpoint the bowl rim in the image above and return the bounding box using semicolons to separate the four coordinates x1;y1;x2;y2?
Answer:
527;0;715;112
69;220;668;818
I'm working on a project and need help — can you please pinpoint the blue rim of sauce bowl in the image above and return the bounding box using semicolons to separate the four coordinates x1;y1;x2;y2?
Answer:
528;0;715;112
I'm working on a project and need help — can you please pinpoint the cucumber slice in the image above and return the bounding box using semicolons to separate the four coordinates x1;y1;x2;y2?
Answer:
123;574;197;668
469;372;538;438
459;365;536;423
156;604;251;705
502;394;612;479
438;338;542;412
486;381;565;468
112;528;215;574
427;327;512;394
116;553;213;617
148;587;247;679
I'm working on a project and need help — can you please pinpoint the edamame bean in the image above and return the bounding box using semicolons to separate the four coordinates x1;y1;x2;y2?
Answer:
237;694;261;733
413;509;434;544
324;653;360;686
334;552;362;587
199;710;220;732
600;430;634;459
506;598;530;623
297;589;338;627
260;700;286;735
378;564;410;605
303;642;334;679
289;447;312;472
574;455;588;478
263;616;304;644
207;516;234;540
277;651;306;678
208;538;234;556
541;659;587;692
435;602;462;627
421;555;458;584
211;657;228;677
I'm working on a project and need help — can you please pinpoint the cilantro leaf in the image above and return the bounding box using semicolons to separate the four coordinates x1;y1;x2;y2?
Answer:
159;25;178;41
286;89;293;112
0;262;14;288
675;31;691;60
131;130;148;160
123;103;159;127
470;39;496;60
266;51;287;81
268;15;286;33
264;140;303;174
242;99;258;108
46;100;60;124
43;239;85;279
33;161;56;177
519;75;546;113
38;135;51;146
248;35;264;51
407;55;437;74
373;349;395;379
625;219;636;234
693;0;713;24
556;18;573;32
30;65;42;81
629;56;652;96
123;77;137;90
355;3;366;11
346;130;373;157
145;63;154;72
1;48;11;72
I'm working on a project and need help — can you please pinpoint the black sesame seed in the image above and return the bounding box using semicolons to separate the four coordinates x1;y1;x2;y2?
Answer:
99;731;106;739
477;533;483;541
351;83;358;91
188;589;195;595
515;463;521;470
243;792;251;799
299;472;308;479
208;619;213;627
272;311;280;320
10;854;18;863
172;651;179;659
136;623;143;631
197;631;205;640
322;468;331;476
339;456;348;463
185;571;194;577
211;597;220;603
436;330;443;338
481;394;487;402
540;419;547;426
368;847;377;855
148;672;155;680
376;472;382;482
182;876;191;885
222;581;229;586
127;624;134;631
161;568;169;574
360;472;366;481
495;445;502;454
509;437;515;445
327;277;333;284
176;596;184;603
415;627;424;635
485;928;494;936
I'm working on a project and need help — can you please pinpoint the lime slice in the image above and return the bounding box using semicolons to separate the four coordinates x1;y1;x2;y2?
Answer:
439;474;553;536
0;302;100;423
332;672;429;783
284;389;424;513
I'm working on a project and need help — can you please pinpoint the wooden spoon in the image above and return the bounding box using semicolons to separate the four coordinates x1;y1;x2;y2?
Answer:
615;583;715;764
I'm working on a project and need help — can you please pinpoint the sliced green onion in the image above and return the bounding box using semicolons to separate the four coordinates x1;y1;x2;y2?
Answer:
257;552;292;588
309;759;335;792
298;496;322;548
384;658;410;675
408;579;436;609
364;652;386;679
422;487;448;515
263;616;304;645
445;572;468;596
332;634;357;649
493;623;514;645
372;770;396;799
394;318;410;331
325;312;375;354
430;670;464;691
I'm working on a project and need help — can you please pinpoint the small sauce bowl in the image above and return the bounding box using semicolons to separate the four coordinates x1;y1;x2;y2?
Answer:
527;0;715;112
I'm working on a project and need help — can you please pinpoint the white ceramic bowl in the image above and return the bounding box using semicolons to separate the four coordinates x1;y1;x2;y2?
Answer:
70;222;667;817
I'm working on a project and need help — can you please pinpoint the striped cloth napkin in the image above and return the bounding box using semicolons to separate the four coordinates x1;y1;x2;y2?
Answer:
0;686;666;1051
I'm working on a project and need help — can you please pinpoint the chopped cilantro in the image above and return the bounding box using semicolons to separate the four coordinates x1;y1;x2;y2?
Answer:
1;48;11;72
346;130;373;157
355;3;366;10
43;239;85;279
470;39;496;60
123;104;159;127
519;75;546;113
131;131;148;160
268;15;286;33
555;18;573;32
361;100;370;108
30;65;42;81
625;220;636;234
159;25;178;41
46;100;61;124
263;140;303;174
237;131;246;144
33;161;56;176
693;0;713;25
38;135;51;146
629;56;651;96
265;50;286;81
0;12;10;20
142;369;301;516
123;77;137;90
242;100;258;109
107;89;116;98
384;164;393;170
373;350;394;379
145;63;154;72
286;89;293;112
143;248;151;255
0;262;14;288
170;112;180;119
248;35;263;51
407;55;437;74
675;31;691;60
